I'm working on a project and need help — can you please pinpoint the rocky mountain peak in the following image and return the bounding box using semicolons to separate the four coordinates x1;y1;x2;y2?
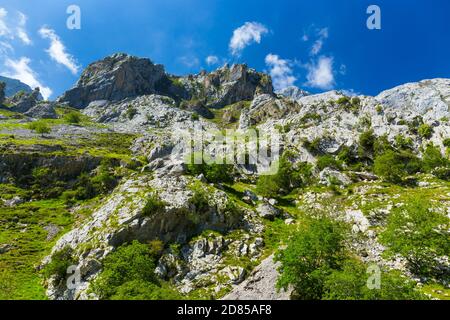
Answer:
58;53;168;108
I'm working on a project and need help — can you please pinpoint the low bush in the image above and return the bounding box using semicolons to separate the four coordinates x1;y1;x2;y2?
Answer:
142;193;167;217
41;247;77;284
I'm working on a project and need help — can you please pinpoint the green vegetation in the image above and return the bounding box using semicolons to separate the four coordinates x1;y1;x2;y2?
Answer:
64;111;81;124
276;214;427;300
380;198;450;278
92;241;181;300
28;121;51;136
41;247;78;284
316;155;342;171
374;150;421;183
142;193;167;217
418;123;433;139
256;151;313;197
186;155;235;184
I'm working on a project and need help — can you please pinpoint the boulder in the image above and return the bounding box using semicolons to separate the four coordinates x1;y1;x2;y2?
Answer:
256;203;280;220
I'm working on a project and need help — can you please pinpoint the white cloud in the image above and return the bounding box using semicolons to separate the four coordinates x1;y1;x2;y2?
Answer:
310;27;328;56
16;12;31;45
305;56;335;90
206;55;219;66
39;26;80;74
229;22;268;56
265;54;296;91
178;55;200;69
3;57;52;99
0;8;11;37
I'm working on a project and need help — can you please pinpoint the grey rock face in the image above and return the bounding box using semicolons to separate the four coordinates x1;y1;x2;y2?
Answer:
184;64;274;108
24;102;57;119
9;87;42;113
58;53;169;108
277;86;309;101
222;255;292;300
256;203;280;220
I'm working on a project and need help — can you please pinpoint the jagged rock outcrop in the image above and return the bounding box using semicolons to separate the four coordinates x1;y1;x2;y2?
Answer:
24;102;57;119
181;64;274;108
277;86;309;100
9;87;42;113
58;53;171;108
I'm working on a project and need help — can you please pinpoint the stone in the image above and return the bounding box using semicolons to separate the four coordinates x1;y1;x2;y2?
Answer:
0;244;13;254
256;203;280;220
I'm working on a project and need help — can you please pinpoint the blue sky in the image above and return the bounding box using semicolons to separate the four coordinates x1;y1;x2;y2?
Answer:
0;0;449;99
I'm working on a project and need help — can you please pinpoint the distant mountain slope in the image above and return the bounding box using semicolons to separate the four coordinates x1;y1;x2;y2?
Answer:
0;75;43;99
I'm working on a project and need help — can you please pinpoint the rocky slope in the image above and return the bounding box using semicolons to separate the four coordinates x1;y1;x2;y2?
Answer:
0;53;449;300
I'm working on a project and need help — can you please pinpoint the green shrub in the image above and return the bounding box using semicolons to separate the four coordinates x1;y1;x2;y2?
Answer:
191;113;199;121
380;198;449;278
186;159;234;184
373;135;394;156
28;121;51;136
125;105;138;120
443;138;450;148
275;215;348;299
142;193;167;217
316;155;342;171
418;124;433;139
42;247;77;284
375;105;383;114
276;213;427;300
374;150;421;183
337;146;357;166
358;129;376;157
189;188;210;214
92;241;159;299
303;137;322;155
64;112;81;124
110;280;182;300
256;151;313;197
394;134;413;150
336;96;350;105
422;144;448;173
323;259;427;300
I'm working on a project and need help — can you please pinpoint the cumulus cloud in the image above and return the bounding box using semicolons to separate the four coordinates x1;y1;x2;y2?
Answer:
39;26;80;74
305;56;335;90
265;54;296;91
229;22;268;56
310;27;328;56
3;57;52;99
16;12;31;45
206;55;219;66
